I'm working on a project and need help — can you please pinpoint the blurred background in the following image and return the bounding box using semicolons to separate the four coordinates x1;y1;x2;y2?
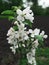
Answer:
0;0;49;15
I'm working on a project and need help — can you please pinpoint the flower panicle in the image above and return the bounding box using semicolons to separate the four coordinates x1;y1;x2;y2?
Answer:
7;7;48;65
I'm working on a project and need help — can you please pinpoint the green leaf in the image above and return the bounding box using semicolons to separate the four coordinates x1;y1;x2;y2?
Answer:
35;35;44;47
35;35;43;41
12;6;21;11
8;16;14;21
24;20;32;28
13;26;18;31
1;10;15;15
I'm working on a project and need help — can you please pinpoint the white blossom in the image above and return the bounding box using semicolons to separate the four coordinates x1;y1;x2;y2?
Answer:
10;45;18;54
31;48;36;56
16;7;34;23
38;0;49;8
27;52;34;64
16;24;29;41
31;28;40;37
23;0;33;8
40;31;48;39
10;46;16;54
17;15;25;22
32;57;36;65
33;39;39;48
7;35;17;45
7;27;15;36
27;52;36;65
24;35;29;40
33;28;40;35
30;29;48;39
23;7;32;14
24;13;34;23
28;29;33;33
7;22;29;44
7;27;18;45
14;22;29;41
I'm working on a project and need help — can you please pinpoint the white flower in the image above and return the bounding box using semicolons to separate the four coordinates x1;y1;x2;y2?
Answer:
7;22;29;45
10;45;18;54
33;28;40;35
17;9;22;15
24;35;29;40
27;52;36;64
40;31;48;39
18;22;25;30
43;35;48;39
7;34;18;45
23;0;33;8
31;48;36;56
17;15;25;22
24;13;34;23
10;46;16;54
29;29;33;33
33;39;39;48
31;28;40;37
26;29;33;35
38;0;49;8
7;27;15;36
16;7;34;23
16;22;29;41
32;57;36;65
7;27;18;45
23;7;32;14
15;31;29;42
30;29;48;39
27;52;33;64
15;22;29;41
40;31;45;35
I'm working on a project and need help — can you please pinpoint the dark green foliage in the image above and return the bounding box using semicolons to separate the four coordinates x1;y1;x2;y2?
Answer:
36;48;49;65
35;35;44;47
36;48;49;57
1;10;15;15
0;0;22;14
19;57;28;65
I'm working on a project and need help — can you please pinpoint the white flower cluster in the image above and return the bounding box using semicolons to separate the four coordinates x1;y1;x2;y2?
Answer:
7;23;29;53
26;28;48;64
28;28;48;39
38;0;49;8
7;7;48;65
16;7;34;23
27;48;36;65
